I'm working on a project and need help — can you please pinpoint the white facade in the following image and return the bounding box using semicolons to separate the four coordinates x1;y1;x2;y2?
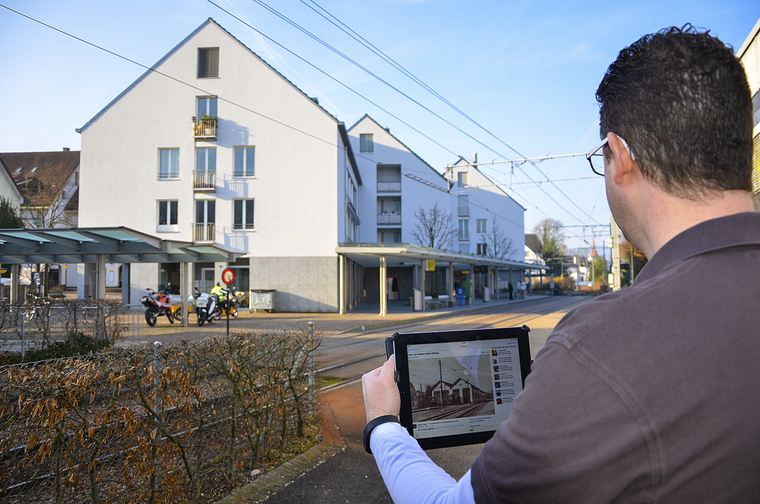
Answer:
444;157;525;259
348;115;452;247
78;19;354;310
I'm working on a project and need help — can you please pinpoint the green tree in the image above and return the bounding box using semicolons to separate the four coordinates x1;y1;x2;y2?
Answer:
533;218;566;274
0;196;23;229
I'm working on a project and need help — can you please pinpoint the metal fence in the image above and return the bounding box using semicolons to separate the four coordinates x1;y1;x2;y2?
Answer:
0;300;140;357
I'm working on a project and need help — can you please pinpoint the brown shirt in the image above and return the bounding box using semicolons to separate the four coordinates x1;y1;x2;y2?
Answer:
472;212;760;504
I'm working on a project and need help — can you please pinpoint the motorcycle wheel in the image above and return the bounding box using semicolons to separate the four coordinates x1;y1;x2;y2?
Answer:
197;311;205;327
167;312;174;324
145;308;158;327
174;308;183;322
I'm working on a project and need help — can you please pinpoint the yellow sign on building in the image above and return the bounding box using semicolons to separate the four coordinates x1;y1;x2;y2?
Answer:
426;259;435;271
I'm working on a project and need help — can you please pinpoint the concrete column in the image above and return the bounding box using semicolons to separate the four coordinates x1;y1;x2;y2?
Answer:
339;254;346;315
494;267;499;300
379;255;387;316
180;262;189;327
420;259;426;312
448;262;454;298
10;264;19;303
121;263;131;304
96;254;107;299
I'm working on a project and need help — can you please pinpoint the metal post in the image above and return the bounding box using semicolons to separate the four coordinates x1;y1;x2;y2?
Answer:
20;316;25;361
308;321;315;416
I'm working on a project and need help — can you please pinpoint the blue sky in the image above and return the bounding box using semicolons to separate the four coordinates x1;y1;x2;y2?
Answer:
1;0;757;252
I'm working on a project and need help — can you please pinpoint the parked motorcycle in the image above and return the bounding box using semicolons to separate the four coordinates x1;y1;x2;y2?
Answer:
195;291;222;326
141;288;180;326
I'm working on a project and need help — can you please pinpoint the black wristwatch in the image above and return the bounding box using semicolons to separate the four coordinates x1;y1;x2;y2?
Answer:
363;415;400;454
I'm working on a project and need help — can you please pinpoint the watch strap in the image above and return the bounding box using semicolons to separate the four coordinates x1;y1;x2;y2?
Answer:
363;415;400;454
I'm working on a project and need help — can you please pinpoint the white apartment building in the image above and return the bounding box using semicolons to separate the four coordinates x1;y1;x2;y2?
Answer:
77;18;536;313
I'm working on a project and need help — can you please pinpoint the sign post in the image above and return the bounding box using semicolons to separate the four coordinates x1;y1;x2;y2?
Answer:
222;268;235;335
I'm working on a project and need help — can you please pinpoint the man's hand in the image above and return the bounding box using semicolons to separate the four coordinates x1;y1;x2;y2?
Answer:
362;355;401;423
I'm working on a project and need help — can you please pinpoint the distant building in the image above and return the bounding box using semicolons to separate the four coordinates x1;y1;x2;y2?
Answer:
0;149;81;289
738;17;760;210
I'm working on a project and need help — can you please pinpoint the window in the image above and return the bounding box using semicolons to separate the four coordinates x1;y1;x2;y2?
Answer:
196;147;216;173
360;134;374;153
159;149;179;179
234;199;254;230
459;242;470;254
477;219;487;233
197;96;218;117
195;200;215;242
198;48;219;78
477;243;488;256
157;200;178;232
234;147;255;177
458;195;469;217
377;229;401;243
458;172;469;186
459;219;469;240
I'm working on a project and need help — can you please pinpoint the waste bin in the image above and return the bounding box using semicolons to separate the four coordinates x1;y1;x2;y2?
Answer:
456;287;465;306
249;289;276;312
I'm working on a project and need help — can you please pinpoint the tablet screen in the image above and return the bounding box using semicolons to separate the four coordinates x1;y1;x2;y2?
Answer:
391;327;531;450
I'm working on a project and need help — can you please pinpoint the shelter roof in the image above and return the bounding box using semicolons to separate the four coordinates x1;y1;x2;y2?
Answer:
336;242;547;270
0;226;237;265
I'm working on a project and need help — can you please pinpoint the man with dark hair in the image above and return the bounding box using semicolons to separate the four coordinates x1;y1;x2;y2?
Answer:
362;25;760;503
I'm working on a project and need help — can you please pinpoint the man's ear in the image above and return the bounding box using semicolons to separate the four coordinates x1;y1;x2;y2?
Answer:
607;132;637;185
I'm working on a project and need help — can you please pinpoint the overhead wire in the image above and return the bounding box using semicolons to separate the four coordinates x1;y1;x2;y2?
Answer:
236;0;600;227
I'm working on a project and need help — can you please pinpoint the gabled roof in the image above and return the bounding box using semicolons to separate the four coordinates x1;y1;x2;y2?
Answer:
348;114;448;185
525;234;542;256
0;150;80;207
79;18;340;133
0;156;24;203
449;156;526;211
338;123;362;185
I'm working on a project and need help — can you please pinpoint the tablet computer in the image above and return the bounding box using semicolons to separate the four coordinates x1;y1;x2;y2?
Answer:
387;326;531;450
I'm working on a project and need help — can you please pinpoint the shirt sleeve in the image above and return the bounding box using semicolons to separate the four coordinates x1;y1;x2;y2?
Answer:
371;422;476;504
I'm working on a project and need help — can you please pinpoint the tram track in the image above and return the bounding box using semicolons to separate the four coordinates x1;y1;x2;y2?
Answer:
315;296;590;392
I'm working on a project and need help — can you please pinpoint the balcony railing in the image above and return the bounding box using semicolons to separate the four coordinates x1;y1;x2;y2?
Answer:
377;213;401;225
192;116;218;139
193;170;216;190
193;222;215;243
377;181;401;192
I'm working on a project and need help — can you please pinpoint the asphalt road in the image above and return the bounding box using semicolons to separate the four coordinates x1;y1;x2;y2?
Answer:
259;296;591;504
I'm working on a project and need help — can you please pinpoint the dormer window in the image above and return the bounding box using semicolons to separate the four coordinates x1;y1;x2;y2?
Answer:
198;48;219;78
14;167;22;174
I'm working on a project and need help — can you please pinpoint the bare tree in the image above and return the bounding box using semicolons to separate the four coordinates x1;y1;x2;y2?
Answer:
479;214;516;260
18;168;76;229
411;203;456;250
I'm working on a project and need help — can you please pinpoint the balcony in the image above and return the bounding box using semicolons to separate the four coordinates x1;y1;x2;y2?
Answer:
193;170;216;191
377;181;401;193
377;212;401;225
193;222;215;243
193;115;218;139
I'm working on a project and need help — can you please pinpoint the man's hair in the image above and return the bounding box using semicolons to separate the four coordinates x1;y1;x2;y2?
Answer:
596;24;753;199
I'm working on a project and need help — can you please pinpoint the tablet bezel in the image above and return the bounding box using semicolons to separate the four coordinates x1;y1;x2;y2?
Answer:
392;326;531;450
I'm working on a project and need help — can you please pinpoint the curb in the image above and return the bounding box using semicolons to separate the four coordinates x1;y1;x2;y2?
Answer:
217;395;345;504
